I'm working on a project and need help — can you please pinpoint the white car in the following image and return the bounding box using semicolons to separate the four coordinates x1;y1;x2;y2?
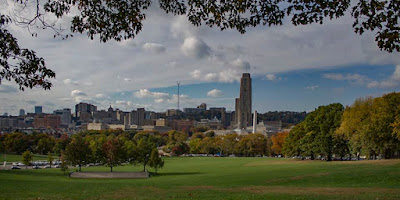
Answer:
54;165;61;168
33;165;40;169
44;165;51;169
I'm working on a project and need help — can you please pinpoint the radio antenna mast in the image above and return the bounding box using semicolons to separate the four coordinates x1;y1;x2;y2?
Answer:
177;81;181;111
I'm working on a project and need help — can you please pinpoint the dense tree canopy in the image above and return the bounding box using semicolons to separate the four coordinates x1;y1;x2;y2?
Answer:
1;0;399;89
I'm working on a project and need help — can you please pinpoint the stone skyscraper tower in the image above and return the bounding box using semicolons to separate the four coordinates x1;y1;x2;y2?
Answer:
235;73;252;129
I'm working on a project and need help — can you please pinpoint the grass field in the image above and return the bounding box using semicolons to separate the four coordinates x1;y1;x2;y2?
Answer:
1;157;399;199
1;154;52;163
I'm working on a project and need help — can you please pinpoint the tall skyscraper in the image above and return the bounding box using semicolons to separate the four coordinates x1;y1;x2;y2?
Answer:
235;73;252;129
35;106;42;114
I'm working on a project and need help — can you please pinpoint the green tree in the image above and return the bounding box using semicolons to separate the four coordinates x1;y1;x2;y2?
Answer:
189;138;202;154
200;137;215;155
135;138;155;171
47;152;54;167
102;136;125;172
37;137;55;155
60;151;69;175
148;148;164;174
336;97;374;159
3;133;29;154
22;150;32;169
53;134;71;159
283;123;307;157
64;136;91;172
191;132;205;139
168;131;188;145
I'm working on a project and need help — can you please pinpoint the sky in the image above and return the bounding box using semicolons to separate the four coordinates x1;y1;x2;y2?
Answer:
0;2;400;115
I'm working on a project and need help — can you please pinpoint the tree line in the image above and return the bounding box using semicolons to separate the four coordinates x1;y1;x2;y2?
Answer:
3;93;399;166
282;92;400;160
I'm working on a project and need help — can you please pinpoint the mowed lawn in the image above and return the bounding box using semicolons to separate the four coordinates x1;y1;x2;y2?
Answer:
1;157;400;200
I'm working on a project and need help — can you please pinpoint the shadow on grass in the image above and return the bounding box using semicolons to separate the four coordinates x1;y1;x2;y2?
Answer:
154;172;204;176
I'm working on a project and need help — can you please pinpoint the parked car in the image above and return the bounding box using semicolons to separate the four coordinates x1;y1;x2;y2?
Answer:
54;165;61;168
11;166;21;169
44;165;51;169
17;163;25;167
33;165;40;169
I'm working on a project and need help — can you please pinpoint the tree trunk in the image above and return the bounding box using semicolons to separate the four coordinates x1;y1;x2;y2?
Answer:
79;164;81;172
327;154;332;161
143;164;146;172
110;165;113;172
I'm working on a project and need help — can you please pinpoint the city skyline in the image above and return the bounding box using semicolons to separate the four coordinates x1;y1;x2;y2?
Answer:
0;6;399;115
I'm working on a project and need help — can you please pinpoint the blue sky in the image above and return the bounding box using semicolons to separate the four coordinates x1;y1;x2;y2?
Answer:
0;4;399;115
107;64;398;113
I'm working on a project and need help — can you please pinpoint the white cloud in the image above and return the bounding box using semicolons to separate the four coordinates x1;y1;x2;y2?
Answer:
63;79;79;85
123;78;132;82
115;100;132;107
367;65;400;88
142;42;166;53
70;90;91;103
265;74;281;81
95;94;106;98
135;89;169;99
207;89;223;97
70;90;87;97
191;69;241;83
305;85;319;91
181;37;211;58
231;58;250;72
323;73;368;84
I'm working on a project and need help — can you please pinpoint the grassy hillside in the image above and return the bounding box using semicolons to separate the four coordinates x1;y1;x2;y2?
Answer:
0;157;399;199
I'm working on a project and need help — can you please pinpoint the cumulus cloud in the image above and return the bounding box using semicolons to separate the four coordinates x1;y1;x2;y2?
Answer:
135;89;169;99
367;65;400;88
231;58;250;72
134;89;192;105
71;90;87;97
191;69;241;83
181;37;211;58
207;89;223;97
305;85;319;91
142;42;166;53
63;78;79;85
71;90;91;103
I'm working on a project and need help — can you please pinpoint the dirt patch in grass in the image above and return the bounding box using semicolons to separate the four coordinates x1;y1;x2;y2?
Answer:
290;172;330;180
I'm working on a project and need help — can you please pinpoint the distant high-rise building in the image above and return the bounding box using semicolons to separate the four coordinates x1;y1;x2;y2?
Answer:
137;108;145;126
235;73;252;129
75;102;97;122
35;106;42;114
53;108;71;126
19;109;25;116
